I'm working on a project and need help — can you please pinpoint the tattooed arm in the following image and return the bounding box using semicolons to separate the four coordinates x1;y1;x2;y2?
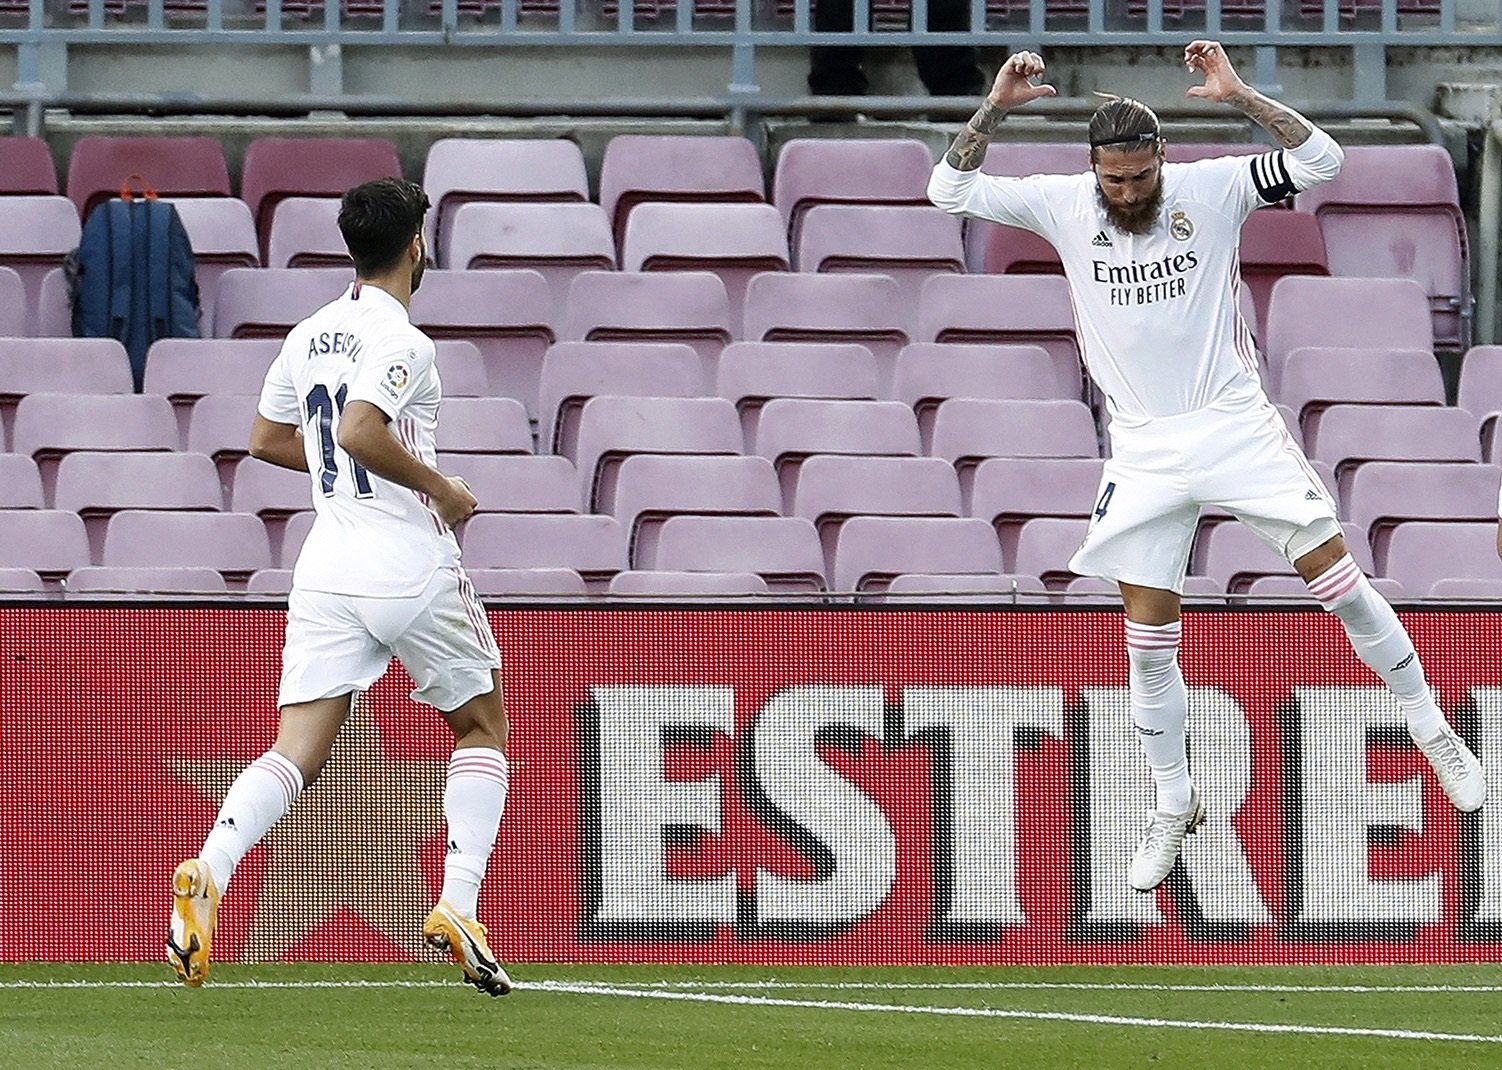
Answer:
1183;39;1313;148
942;51;1056;172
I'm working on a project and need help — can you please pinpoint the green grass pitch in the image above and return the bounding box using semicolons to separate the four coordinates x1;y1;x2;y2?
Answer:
3;963;1500;1069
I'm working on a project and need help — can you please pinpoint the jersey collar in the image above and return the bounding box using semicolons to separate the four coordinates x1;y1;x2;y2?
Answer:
347;280;410;320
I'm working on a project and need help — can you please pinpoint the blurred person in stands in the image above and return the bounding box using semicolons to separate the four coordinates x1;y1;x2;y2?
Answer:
930;43;1485;892
808;0;984;101
167;178;513;997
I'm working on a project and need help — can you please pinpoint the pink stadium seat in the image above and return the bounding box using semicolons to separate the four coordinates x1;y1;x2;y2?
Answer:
0;267;23;337
0;137;58;195
265;197;350;269
884;572;1048;603
161;198;261;335
65;136;231;219
716;341;881;439
571;395;742;511
1060;575;1228;605
0;196;82;335
793;454;962;569
1237;209;1328;340
611;454;781;565
741;273;909;389
1381;521;1502;596
833;516;1002;595
620;202;790;316
432;340;489;398
408;269;555;411
186;395;261;468
564;271;734;374
53;451;222;519
772;139;934;246
0;569;45;593
435;397;535;454
930;399;1099;498
1194;521;1307;593
1263;276;1433;388
0;454;43;509
892;343;1062;448
278;512;314;569
1010;516;1089;587
1164;144;1265;164
1342;461;1502;565
213;267;353;339
1306;404;1479;487
917;275;1084;401
536;341;705;456
1456;345;1502;455
13;396;178;486
459;513;627;587
34;268;72;338
230;457;314;518
752;398;922;499
0;338;134;400
0;511;90;579
1277;348;1445;435
240;137;401;261
967;456;1105;559
607;570;770;599
422;138;589;259
648;515;827;591
983;227;1065;278
598;135;765;247
1428;578;1502;599
66;566;228;595
442;203;615;311
247;569;294;596
142;338;281;404
101;510;271;577
466;568;589;598
437;454;579;514
1294;144;1469;349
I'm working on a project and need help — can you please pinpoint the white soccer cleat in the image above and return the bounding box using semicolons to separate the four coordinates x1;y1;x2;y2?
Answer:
1412;724;1486;813
167;858;220;988
422;900;513;997
1128;789;1206;893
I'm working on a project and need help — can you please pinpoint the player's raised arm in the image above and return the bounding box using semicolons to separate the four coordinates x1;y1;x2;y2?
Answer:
941;51;1056;173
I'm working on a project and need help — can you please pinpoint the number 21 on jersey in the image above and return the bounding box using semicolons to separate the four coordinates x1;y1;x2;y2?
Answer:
305;384;373;497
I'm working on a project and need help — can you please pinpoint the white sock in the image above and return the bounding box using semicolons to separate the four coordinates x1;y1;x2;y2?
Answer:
1127;619;1193;814
440;748;509;919
1308;555;1445;739
198;750;303;893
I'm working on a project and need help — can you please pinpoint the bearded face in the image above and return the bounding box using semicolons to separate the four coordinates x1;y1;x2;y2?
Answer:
1093;144;1165;236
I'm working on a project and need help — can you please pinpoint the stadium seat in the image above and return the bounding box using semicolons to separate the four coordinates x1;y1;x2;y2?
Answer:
12;395;178;496
1010;516;1089;587
53;451;222;518
537;341;705;456
598;134;765;247
715;341;881;438
435;397;535;454
884;571;1048;603
833;516;1002;595
0;454;44;509
752;398;922;499
647;515;827;591
0;568;45;592
230;457;313;519
66;566;228;595
930;398;1099;497
442;202;615;311
240;137;402;261
100;510;271;579
1294;144;1469;349
772;139;935;246
794;205;964;329
1194;521;1306;592
741;273;910;389
0;196;82;334
1381;521;1502;596
1306;404;1479;487
213;267;353;339
65;136;231;219
570;395;742;511
967;456;1105;559
278;512;314;569
982;226;1066;278
620;202;790;316
564;271;734;374
422;138;589;260
437;454;579;513
265;197;350;269
33;268;71;338
610;454;781;565
163;198;260;334
142;338;281;407
0;268;24;336
916;275;1085;401
1263;276;1433;389
246;569;294;596
1342;461;1502;564
184;394;262;467
459;513;627;587
793;454;963;569
1456;345;1502;455
1428;578;1502;599
1277;348;1445;436
0;511;91;577
0;137;58;195
466;568;589;598
607;569;770;599
1236;209;1329;340
0;338;134;402
891;343;1062;448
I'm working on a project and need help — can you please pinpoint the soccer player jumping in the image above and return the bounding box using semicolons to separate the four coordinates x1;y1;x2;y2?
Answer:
930;43;1485;892
167;179;512;994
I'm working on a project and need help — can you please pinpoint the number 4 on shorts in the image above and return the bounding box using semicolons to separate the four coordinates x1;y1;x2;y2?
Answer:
1093;481;1116;522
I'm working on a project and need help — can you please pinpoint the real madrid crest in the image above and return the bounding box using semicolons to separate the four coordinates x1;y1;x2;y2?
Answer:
1169;210;1194;241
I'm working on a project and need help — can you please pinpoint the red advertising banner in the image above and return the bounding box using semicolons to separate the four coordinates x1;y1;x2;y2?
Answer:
1;606;1500;966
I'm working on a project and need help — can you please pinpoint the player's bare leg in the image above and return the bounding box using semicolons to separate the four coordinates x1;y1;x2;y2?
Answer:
168;694;352;986
1298;535;1484;811
1120;583;1205;891
423;670;513;996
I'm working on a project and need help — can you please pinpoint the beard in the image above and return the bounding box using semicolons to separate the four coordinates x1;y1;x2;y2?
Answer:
409;250;426;293
1098;180;1164;236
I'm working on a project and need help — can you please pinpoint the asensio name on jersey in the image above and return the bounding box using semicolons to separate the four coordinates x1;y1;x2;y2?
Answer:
257;281;458;598
927;129;1343;425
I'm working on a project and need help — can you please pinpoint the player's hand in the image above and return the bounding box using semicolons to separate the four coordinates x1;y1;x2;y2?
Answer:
1184;40;1246;103
987;51;1057;111
432;475;478;529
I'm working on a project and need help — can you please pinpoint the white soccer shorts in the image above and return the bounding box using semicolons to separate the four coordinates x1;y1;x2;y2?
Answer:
1069;397;1341;594
278;566;501;712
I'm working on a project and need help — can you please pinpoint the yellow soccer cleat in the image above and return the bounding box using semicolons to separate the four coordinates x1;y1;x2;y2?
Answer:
167;858;220;988
422;900;513;997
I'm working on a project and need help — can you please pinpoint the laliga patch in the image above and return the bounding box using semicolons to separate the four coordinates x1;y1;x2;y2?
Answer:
1169;210;1194;241
380;360;411;401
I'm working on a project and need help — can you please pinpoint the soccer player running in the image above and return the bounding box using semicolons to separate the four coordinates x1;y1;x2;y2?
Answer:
167;179;513;995
930;43;1485;892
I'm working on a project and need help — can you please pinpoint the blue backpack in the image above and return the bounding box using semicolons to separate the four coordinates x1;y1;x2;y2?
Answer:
70;176;201;391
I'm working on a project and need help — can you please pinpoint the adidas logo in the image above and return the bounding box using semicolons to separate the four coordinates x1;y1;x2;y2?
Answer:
1091;230;1113;247
1305;489;1321;500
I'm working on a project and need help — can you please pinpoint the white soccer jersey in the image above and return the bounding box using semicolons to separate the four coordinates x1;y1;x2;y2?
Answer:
928;128;1344;425
257;281;459;598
